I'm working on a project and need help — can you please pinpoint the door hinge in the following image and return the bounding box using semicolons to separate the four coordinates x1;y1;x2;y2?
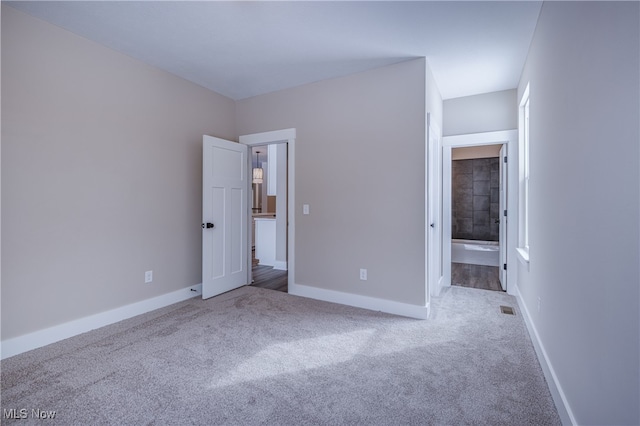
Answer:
503;263;507;271
504;156;507;163
503;209;507;217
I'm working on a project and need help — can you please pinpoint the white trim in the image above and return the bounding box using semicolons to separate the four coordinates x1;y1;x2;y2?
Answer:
518;84;531;256
239;128;296;293
426;112;430;301
442;146;453;290
515;286;576;426
443;130;515;147
1;284;202;360
240;128;295;145
442;130;519;296
289;282;429;320
427;113;444;300
516;247;530;271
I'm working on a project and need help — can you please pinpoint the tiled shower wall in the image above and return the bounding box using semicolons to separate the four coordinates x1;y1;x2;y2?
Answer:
452;158;500;241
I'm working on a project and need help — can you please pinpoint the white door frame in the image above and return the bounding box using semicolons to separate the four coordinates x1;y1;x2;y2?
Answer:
427;114;444;299
499;145;508;290
442;130;518;296
239;129;296;292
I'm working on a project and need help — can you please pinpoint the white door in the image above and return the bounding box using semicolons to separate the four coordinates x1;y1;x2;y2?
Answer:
202;135;249;299
499;145;507;290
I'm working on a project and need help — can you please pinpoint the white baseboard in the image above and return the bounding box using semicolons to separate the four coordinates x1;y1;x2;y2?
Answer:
289;283;429;320
515;287;576;426
1;284;202;360
273;261;288;271
434;275;445;297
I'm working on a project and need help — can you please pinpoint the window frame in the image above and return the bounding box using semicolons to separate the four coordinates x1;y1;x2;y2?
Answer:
517;83;531;266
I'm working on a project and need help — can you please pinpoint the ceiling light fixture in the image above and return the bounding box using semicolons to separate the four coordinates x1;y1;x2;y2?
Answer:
252;151;263;184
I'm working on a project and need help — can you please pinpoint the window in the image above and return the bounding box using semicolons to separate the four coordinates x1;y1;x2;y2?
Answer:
517;84;530;265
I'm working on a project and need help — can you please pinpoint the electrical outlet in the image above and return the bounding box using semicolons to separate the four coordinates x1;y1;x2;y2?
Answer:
145;270;153;283
359;268;367;281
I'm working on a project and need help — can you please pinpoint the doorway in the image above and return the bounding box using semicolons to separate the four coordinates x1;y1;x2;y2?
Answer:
449;145;504;291
249;143;288;292
442;130;518;296
239;129;296;294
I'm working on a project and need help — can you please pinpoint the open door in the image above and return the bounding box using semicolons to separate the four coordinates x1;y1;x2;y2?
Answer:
202;135;249;299
499;145;507;291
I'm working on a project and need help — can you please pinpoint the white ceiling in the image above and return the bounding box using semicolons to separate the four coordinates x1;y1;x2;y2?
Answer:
7;1;543;101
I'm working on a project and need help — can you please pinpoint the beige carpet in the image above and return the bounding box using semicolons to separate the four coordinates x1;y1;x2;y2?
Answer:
1;286;560;425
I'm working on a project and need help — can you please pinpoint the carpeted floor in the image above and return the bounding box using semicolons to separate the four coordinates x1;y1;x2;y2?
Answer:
1;286;560;425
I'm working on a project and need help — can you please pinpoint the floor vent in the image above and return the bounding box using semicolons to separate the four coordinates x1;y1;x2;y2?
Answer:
500;305;515;315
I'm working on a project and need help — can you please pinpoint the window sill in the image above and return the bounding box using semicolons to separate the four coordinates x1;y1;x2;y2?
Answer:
516;247;530;271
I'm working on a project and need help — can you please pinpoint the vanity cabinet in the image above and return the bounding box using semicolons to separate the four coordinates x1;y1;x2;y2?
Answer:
254;217;276;266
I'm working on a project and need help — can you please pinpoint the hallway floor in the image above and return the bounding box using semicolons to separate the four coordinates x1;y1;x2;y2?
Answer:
451;262;503;292
251;264;288;292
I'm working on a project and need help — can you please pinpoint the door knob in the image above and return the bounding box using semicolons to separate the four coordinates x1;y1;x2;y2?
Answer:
202;222;214;229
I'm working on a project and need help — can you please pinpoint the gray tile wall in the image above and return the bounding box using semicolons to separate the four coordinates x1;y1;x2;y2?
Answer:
452;158;500;241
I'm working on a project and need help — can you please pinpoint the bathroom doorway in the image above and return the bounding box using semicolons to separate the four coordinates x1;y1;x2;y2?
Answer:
442;130;518;296
450;144;504;291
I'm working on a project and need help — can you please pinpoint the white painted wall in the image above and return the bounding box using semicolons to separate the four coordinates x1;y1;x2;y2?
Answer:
517;2;639;424
237;59;432;309
426;64;444;132
443;89;517;136
1;5;236;341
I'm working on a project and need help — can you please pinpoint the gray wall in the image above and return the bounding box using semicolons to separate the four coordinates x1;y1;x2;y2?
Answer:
443;89;516;136
237;59;434;306
1;6;237;339
517;2;639;424
1;6;443;341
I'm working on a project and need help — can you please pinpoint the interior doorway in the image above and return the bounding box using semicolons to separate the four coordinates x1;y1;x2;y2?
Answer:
239;129;296;294
442;130;518;296
449;144;504;292
249;143;288;292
